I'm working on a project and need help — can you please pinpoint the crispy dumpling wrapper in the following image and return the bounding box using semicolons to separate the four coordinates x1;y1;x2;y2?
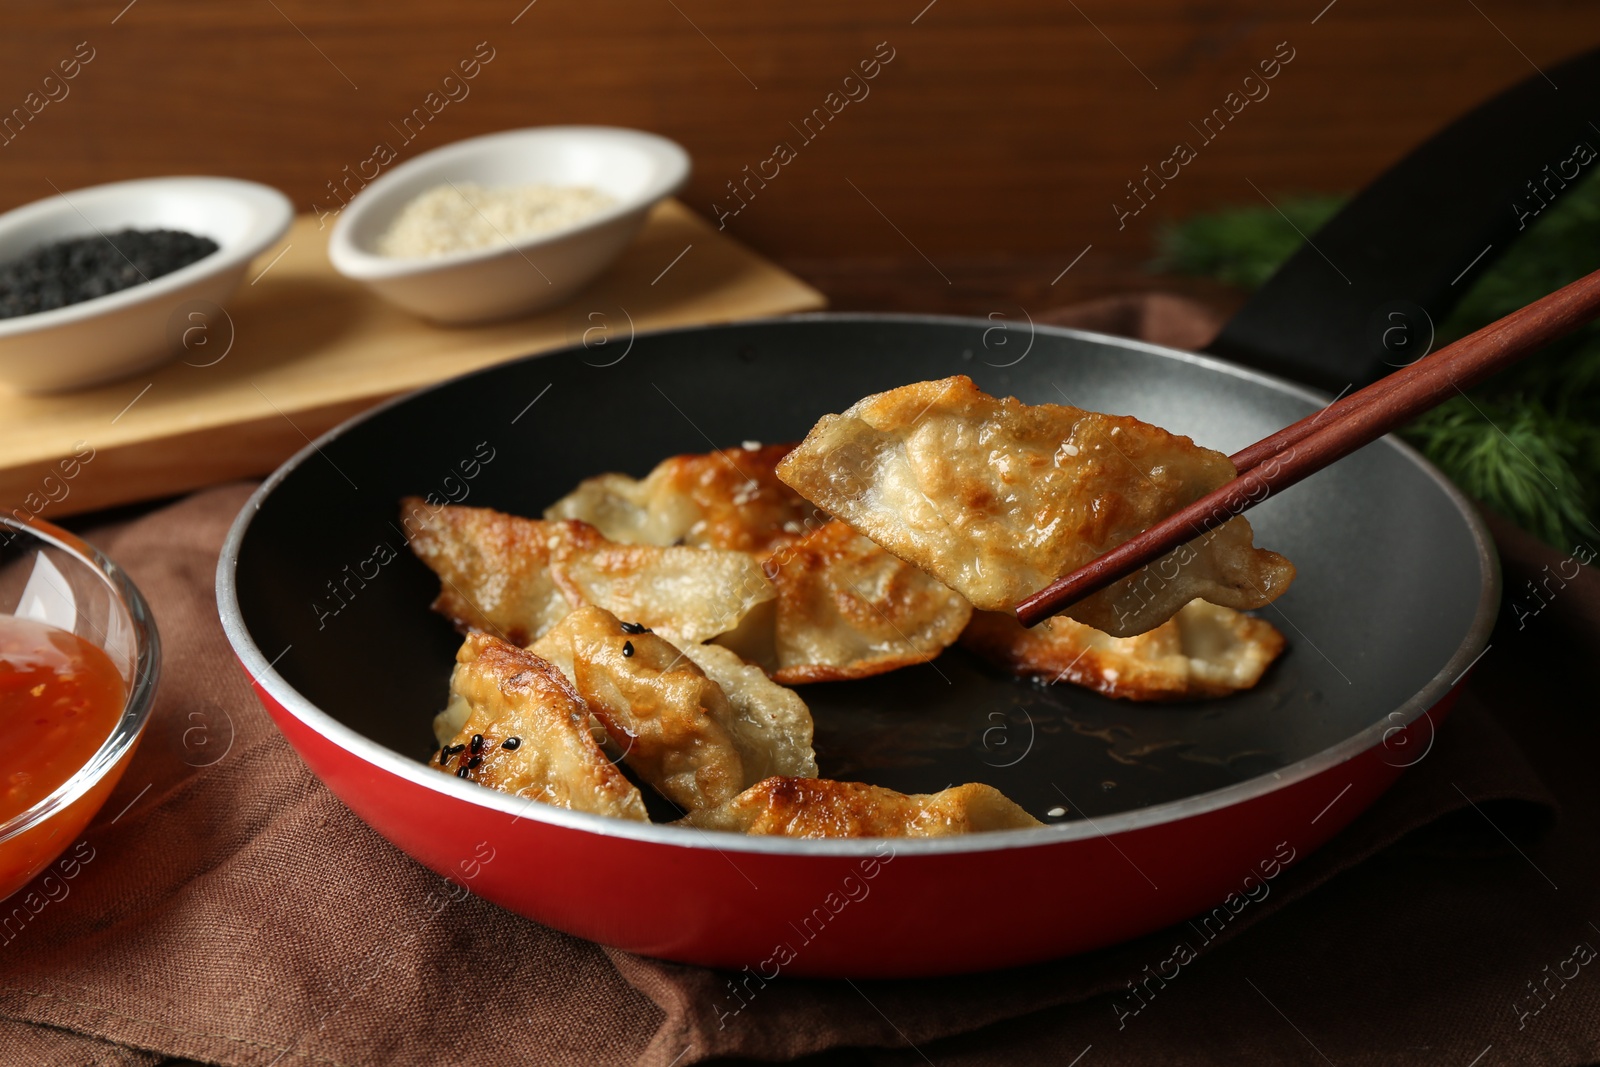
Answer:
718;520;971;684
402;499;773;645
432;694;471;746
678;641;817;781
543;452;970;684
961;599;1285;701
550;541;773;645
404;498;570;645
529;606;816;812
529;606;751;811
434;633;647;821
544;443;814;554
685;777;1043;838
775;376;1295;638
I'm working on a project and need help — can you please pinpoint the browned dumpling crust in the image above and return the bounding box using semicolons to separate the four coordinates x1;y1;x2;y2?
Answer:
434;633;648;821
543;452;973;684
544;443;818;554
531;606;777;812
402;499;773;645
404;498;572;645
686;777;1043;838
961;600;1286;701
738;520;972;684
775;376;1296;638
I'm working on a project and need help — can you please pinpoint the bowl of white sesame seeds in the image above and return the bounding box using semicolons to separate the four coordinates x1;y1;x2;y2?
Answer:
327;127;690;325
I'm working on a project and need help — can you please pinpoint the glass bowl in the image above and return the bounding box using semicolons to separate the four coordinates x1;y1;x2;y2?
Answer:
0;514;160;900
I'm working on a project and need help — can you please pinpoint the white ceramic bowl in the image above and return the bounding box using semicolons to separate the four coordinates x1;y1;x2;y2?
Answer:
0;177;292;394
326;127;690;324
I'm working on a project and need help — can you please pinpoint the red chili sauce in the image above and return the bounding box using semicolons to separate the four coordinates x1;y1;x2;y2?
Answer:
0;615;125;823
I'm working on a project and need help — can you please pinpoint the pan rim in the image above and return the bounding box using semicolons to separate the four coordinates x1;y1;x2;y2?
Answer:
216;311;1501;858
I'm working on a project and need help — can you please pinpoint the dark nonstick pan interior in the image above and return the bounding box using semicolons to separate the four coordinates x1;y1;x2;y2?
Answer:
233;315;1492;823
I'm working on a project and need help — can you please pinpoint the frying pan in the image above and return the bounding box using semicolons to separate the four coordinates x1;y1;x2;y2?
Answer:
216;52;1597;978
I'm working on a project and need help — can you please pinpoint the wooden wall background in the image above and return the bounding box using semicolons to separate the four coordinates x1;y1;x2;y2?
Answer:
1;0;1595;310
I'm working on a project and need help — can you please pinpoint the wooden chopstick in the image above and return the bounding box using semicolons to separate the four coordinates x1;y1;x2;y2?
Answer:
1229;331;1446;473
1015;267;1600;629
1225;286;1588;473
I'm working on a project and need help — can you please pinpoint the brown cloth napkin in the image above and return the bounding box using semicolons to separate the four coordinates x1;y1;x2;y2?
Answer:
0;294;1592;1067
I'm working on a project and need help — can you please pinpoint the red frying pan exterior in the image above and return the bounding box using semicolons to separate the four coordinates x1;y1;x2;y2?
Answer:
244;674;1457;978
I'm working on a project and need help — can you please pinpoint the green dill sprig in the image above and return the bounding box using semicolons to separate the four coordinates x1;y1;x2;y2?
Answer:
1406;397;1597;548
1154;176;1600;549
1152;195;1343;291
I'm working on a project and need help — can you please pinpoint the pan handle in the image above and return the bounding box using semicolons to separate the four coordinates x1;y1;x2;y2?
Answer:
1205;45;1600;393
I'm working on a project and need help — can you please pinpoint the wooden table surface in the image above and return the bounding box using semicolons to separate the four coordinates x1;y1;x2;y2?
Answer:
1;0;1593;315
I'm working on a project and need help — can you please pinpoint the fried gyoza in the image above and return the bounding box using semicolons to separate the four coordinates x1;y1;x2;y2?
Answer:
719;520;972;684
961;600;1285;701
686;777;1042;838
545;450;971;682
433;633;648;821
544;443;815;554
530;607;746;810
775;376;1295;638
402;499;772;645
529;606;815;811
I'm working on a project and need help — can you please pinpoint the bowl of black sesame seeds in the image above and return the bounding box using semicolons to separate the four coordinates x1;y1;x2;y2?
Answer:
0;176;292;393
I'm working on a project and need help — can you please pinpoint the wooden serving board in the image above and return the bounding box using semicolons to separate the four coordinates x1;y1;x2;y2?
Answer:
0;199;825;520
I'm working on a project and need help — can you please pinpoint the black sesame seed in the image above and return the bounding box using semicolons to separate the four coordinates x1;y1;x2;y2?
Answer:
622;641;634;658
619;621;648;634
0;228;220;320
466;755;482;769
437;748;450;765
502;736;522;750
470;733;484;754
455;765;470;778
